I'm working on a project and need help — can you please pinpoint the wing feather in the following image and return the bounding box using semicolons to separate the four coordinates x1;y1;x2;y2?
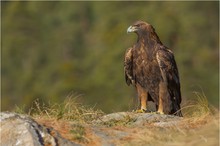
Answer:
124;47;134;86
156;49;182;104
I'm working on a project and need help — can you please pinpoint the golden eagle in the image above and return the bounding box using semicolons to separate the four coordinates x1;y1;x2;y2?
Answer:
125;21;182;116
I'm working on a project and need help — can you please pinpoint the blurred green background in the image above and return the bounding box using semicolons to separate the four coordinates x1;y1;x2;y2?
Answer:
2;1;219;113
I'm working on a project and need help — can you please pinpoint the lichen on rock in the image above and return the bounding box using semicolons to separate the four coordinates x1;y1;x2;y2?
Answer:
0;112;80;146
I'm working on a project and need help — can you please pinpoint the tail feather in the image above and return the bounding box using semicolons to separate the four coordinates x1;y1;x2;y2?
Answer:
171;99;183;117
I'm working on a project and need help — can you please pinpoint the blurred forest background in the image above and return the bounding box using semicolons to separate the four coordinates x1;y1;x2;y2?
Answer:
2;1;219;113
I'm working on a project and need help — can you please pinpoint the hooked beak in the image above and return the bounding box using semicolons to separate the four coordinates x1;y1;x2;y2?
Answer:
127;26;137;33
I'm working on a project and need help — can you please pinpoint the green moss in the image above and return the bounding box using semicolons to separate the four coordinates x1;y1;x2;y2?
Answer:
102;115;136;127
69;124;87;143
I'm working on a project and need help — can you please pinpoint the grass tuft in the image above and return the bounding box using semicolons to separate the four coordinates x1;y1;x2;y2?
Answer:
28;96;104;123
182;91;216;118
14;104;27;114
69;124;88;143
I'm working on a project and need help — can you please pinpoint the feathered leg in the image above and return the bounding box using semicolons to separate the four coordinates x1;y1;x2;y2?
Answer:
158;81;173;115
158;82;167;114
136;83;148;113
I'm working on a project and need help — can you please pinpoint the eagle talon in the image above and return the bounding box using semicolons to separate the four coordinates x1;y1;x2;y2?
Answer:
150;111;157;114
135;109;150;113
156;111;164;115
136;109;146;113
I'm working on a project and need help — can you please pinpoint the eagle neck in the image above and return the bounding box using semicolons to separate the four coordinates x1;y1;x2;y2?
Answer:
137;33;162;50
136;33;161;60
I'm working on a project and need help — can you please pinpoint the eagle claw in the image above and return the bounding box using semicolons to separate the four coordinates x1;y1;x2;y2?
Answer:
155;111;164;115
134;109;151;113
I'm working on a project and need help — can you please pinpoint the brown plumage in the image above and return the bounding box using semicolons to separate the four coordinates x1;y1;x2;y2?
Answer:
125;21;182;116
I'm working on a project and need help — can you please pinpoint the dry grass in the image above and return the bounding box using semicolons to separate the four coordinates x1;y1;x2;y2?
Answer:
182;92;216;117
119;121;218;146
15;93;219;146
26;96;104;145
119;92;219;146
28;96;104;123
180;92;218;129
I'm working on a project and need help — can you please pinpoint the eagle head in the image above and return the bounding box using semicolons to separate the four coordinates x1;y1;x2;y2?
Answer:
127;20;155;35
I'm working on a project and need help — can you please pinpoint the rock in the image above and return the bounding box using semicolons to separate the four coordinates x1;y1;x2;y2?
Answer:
94;112;182;127
91;126;129;146
89;112;183;145
133;113;182;127
0;112;183;146
0;112;80;146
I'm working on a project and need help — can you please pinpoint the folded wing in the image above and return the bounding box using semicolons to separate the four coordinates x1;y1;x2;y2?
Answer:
124;47;134;86
156;48;182;116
